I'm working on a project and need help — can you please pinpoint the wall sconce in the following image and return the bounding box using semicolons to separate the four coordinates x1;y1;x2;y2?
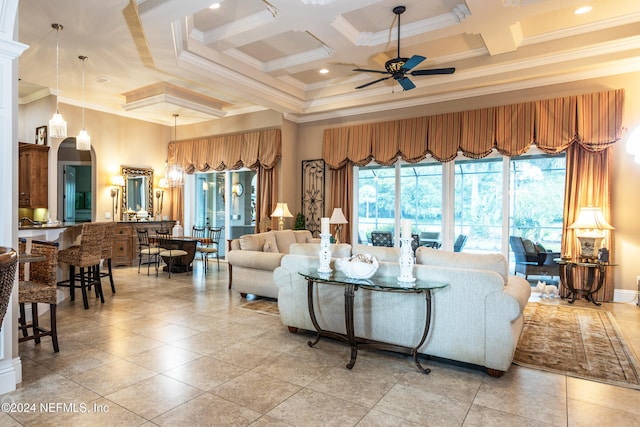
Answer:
232;182;244;197
110;175;125;221
271;202;293;230
155;178;168;220
329;207;348;244
568;206;614;260
626;126;640;163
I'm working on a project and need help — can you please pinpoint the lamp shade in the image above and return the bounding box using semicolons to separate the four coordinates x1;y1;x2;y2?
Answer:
76;129;91;151
111;175;125;187
568;207;614;231
329;208;348;224
271;202;293;218
158;178;169;189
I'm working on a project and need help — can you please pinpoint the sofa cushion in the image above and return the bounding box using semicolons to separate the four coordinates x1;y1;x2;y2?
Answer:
274;230;296;254
239;233;266;251
263;231;279;253
416;247;509;284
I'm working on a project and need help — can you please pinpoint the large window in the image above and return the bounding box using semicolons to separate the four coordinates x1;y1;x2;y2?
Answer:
354;150;566;258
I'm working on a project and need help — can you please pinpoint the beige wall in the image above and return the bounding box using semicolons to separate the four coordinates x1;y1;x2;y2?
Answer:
19;71;640;295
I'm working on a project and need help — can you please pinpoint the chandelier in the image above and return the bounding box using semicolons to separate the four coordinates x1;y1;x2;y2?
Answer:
166;114;184;187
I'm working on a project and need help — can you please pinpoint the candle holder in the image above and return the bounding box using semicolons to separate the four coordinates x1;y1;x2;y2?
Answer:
398;236;416;283
318;233;332;273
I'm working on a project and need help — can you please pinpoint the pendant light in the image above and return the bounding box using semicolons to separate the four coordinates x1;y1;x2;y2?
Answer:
49;23;67;139
76;55;91;151
166;114;184;187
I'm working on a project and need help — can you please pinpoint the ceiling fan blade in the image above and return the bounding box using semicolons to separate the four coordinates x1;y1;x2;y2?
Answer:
353;68;389;75
355;76;392;89
411;67;456;76
402;55;426;71
397;77;415;91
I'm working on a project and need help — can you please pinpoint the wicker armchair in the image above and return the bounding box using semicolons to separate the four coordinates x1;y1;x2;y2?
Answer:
57;222;105;309
0;247;18;331
18;240;60;352
509;236;560;279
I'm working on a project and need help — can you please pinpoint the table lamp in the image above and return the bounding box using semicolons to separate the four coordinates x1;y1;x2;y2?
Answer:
329;208;348;244
567;206;614;260
271;202;293;230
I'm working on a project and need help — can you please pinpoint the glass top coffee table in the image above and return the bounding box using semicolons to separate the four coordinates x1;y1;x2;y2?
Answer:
298;268;447;374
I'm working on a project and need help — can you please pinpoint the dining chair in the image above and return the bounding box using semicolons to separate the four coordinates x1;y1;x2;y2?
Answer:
199;226;224;272
0;247;18;331
137;229;163;275
156;230;188;279
57;222;105;309
18;240;60;352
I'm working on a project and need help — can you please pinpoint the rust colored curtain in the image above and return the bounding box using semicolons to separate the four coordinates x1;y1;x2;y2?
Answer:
329;164;353;244
562;144;614;301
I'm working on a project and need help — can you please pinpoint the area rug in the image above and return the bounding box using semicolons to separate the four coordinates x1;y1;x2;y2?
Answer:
237;299;279;316
514;303;640;390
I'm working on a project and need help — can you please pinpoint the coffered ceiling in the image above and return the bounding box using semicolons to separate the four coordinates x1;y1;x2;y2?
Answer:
17;0;640;126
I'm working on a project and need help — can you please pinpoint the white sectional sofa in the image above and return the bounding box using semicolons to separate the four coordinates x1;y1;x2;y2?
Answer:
273;245;531;376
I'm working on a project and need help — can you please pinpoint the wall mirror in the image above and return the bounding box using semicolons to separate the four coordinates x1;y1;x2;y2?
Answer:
120;166;154;219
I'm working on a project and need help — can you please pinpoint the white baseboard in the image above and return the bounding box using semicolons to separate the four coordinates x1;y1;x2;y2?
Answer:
613;289;640;305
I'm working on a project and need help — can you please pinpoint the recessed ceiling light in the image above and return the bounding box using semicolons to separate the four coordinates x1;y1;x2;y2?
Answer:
319;68;329;74
574;6;592;15
209;3;221;9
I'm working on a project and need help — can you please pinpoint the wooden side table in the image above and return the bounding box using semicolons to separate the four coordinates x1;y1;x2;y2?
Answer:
555;258;617;306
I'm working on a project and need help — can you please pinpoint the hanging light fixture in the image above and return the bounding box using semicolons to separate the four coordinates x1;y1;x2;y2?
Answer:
76;55;91;151
166;114;184;187
49;23;67;139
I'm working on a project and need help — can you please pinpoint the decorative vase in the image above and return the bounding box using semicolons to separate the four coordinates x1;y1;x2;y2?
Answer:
317;233;332;273
398;236;416;283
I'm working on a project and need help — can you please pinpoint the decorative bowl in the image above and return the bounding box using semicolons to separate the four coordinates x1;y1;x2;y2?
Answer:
336;254;379;279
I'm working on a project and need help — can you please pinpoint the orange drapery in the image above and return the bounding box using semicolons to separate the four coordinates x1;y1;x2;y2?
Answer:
167;128;281;228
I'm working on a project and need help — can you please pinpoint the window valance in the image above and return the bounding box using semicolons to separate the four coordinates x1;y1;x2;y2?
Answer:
323;89;624;168
167;128;281;173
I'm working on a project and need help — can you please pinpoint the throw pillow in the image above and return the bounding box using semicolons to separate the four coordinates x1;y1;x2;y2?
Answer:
263;231;279;253
522;239;537;255
239;233;266;251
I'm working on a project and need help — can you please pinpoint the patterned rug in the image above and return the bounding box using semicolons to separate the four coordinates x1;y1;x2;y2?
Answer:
237;299;279;316
514;303;640;389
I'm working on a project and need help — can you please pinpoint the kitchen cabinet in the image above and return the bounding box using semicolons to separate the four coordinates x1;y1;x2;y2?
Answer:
19;142;49;208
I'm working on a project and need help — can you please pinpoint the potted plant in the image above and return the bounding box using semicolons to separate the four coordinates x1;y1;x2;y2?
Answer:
293;212;306;230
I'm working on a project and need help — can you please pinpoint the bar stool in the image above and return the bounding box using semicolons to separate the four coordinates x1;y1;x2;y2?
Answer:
99;222;117;294
57;222;105;309
18;240;60;352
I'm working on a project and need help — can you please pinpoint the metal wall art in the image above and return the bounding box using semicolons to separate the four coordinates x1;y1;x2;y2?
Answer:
301;159;325;237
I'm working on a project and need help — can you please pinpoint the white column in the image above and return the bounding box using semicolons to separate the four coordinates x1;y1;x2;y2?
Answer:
0;0;29;394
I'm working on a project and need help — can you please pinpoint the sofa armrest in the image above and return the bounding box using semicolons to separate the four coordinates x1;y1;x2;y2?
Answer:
227;250;284;270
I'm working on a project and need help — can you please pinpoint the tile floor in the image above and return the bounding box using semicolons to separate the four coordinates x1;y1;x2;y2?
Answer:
2;263;639;426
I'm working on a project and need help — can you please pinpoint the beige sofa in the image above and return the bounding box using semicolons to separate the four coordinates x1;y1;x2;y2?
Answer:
227;230;350;298
274;245;531;376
